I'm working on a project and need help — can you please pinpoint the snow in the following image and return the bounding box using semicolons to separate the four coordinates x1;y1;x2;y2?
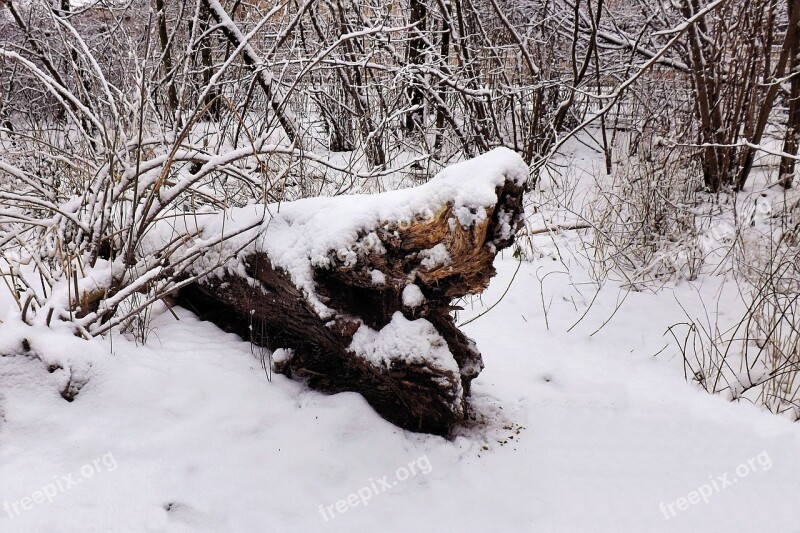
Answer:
2;141;800;532
401;284;425;308
419;243;451;270
2;254;799;532
0;320;103;402
369;269;386;286
349;311;458;374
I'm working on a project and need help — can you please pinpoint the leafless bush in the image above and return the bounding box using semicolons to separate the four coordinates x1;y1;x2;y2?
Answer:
663;189;800;420
0;0;626;338
586;140;706;289
670;247;800;420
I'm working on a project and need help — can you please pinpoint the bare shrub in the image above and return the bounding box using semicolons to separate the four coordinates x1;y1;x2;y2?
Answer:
668;192;800;420
587;141;705;289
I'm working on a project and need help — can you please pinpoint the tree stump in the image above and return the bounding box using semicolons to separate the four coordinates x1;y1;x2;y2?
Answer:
171;148;527;435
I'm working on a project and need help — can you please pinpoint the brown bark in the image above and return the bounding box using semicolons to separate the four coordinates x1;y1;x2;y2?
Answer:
175;162;525;436
155;0;179;116
452;0;491;152
736;0;800;190
200;0;299;144
198;3;222;120
433;1;451;156
779;0;800;188
680;0;727;190
332;0;385;168
405;0;428;132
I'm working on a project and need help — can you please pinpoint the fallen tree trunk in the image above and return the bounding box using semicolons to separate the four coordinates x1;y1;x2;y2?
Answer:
168;148;527;435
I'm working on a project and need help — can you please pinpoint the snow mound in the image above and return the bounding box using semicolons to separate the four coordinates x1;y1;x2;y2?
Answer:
402;284;425;308
349;312;463;411
0;320;105;401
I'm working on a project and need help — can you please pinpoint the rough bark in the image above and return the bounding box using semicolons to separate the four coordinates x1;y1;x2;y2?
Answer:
155;0;179;116
736;0;800;190
175;157;525;436
779;0;800;188
405;0;428;132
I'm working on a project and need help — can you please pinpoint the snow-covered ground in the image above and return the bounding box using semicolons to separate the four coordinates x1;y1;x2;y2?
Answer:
1;252;799;532
2;140;800;532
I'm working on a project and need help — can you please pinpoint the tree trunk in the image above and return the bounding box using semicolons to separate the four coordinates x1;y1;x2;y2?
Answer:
200;0;299;144
172;148;527;435
680;0;727;190
405;0;428;132
779;0;800;188
154;0;179;117
736;0;799;190
198;3;222;120
433;1;451;156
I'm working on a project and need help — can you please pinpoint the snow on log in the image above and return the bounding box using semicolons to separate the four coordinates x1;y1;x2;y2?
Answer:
159;148;528;435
